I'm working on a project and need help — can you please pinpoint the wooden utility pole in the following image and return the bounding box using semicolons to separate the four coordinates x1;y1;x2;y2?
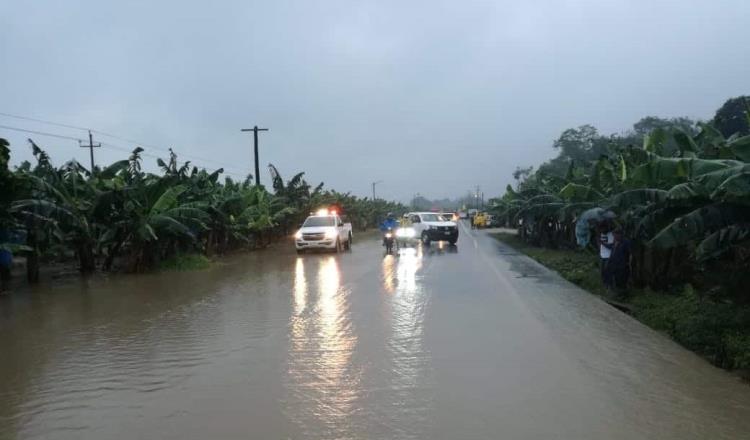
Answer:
80;131;100;173
372;180;383;200
240;125;269;186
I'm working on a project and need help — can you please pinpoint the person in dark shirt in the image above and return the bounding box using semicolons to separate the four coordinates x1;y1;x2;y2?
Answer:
607;228;632;295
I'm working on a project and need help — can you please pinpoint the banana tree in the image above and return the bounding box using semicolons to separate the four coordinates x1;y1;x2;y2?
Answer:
117;183;209;271
238;186;296;246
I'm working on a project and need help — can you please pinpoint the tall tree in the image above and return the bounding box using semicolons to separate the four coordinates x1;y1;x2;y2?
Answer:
713;96;750;138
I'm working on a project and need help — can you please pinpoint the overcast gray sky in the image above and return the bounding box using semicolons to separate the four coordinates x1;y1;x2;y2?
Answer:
1;0;748;201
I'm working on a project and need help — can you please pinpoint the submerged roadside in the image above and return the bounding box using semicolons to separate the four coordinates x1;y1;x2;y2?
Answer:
491;232;750;376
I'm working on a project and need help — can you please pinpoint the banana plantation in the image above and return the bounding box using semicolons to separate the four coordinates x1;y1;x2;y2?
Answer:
0;138;404;281
491;98;750;297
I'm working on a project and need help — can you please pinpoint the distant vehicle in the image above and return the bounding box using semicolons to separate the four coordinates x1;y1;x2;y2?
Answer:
458;211;468;219
473;212;487;228
403;211;458;246
441;212;459;221
294;209;353;254
484;214;498;227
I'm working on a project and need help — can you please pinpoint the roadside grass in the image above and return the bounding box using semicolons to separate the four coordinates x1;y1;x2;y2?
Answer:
491;232;608;296
491;232;750;374
158;253;211;271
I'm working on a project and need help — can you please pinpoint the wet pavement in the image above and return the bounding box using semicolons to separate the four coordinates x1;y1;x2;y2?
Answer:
1;222;749;439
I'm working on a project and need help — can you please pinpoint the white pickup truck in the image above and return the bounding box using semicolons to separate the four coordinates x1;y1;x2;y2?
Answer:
400;211;459;246
294;211;353;254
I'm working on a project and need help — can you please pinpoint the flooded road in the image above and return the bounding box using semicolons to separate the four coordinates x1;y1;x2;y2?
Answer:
2;223;750;439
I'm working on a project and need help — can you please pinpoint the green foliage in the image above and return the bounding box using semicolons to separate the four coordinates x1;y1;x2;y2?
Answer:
629;157;737;188
158;253;211;271
1;140;402;274
559;183;603;202
713;96;750;138
498;105;750;296
632;285;750;369
643;127;667;155
723;333;750;370
608;189;668;210
695;224;750;262
649;204;750;249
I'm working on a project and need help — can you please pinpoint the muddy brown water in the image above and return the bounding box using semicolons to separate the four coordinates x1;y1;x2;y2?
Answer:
1;223;750;439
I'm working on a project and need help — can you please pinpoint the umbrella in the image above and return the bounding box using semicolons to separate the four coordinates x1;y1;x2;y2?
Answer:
575;207;616;247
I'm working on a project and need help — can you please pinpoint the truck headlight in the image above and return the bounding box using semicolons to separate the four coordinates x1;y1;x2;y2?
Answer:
396;227;415;238
324;228;337;239
295;231;302;239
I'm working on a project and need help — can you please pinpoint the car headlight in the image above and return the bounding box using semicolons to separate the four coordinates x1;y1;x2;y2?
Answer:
396;227;415;237
324;228;337;239
295;231;302;239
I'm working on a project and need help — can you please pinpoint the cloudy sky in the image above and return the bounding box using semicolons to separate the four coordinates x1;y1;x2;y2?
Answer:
1;0;748;201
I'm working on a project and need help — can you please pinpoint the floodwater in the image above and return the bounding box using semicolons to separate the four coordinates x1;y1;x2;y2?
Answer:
1;223;750;439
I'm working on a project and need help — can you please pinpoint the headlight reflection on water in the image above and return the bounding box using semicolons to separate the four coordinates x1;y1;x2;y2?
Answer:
382;248;422;295
287;256;359;436
382;246;433;428
293;258;307;316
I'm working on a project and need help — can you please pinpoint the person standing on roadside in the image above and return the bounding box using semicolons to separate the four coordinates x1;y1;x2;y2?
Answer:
598;222;614;289
608;228;633;296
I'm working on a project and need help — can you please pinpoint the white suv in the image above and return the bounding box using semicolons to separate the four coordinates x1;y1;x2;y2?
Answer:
404;212;458;246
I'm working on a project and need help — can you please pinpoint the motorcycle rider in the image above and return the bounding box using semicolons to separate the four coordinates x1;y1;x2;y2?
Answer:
379;212;400;247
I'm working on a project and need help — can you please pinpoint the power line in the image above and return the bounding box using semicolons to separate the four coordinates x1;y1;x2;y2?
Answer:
0;123;249;179
0;111;250;174
0;111;90;132
97;141;249;179
90;129;242;171
0;124;83;142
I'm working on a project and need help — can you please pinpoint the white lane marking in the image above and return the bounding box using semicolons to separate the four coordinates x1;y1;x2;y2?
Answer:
458;221;478;248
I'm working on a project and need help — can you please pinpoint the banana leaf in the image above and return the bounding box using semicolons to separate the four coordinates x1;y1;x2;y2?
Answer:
730;135;750;162
607;189;668;210
710;172;750;205
649;204;750;249
666;182;709;204
629;157;739;188
644;128;667;155
697;164;750;190
696;224;750;262
517;202;565;220
673;129;699;155
559;183;604;202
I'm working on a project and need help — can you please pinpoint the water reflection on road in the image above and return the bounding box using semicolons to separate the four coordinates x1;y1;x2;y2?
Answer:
383;248;433;438
287;256;359;438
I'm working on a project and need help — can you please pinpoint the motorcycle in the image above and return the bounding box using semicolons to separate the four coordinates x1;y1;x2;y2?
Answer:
383;227;397;254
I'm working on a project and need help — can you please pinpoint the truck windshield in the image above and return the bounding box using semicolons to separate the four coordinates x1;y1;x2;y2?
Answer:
303;216;335;227
420;214;445;222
